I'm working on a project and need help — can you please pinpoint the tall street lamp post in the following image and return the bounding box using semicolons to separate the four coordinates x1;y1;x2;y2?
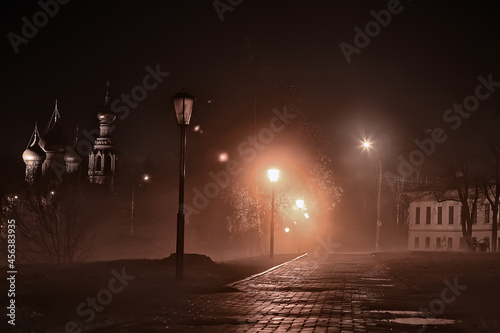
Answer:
172;90;195;281
363;142;382;251
130;174;150;235
268;168;280;258
296;199;305;253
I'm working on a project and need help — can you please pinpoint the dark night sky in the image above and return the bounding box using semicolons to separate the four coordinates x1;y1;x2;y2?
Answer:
2;1;500;203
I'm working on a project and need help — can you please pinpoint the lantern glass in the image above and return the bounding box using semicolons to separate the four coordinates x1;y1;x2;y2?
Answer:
296;199;304;209
172;91;195;125
268;168;280;182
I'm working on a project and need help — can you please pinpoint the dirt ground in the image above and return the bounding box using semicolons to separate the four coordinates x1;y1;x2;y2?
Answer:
1;254;298;332
374;251;500;331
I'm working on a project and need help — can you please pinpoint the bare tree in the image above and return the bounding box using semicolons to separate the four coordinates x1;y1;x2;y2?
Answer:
473;136;500;252
12;178;92;263
225;184;264;236
222;106;342;253
451;160;480;251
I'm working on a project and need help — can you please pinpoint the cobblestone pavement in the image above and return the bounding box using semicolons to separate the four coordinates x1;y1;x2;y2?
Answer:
111;254;464;332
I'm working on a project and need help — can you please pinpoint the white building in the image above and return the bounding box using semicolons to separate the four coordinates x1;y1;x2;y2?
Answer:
407;195;498;251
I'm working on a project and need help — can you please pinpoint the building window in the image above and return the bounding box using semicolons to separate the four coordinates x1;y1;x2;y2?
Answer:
426;207;431;224
437;207;442;225
448;206;454;224
484;204;490;224
425;237;430;248
415;207;420;225
414;237;419;249
436;237;442;249
448;237;453;249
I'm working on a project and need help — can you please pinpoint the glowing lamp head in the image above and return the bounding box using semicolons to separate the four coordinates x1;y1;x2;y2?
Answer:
268;168;280;182
143;175;150;181
285;227;290;233
363;141;371;148
172;90;195;125
304;213;309;219
296;199;305;209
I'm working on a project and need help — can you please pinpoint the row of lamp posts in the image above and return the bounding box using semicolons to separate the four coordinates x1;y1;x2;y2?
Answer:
170;91;383;281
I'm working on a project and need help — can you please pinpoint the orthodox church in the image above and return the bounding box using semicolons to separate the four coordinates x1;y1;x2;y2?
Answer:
22;83;119;189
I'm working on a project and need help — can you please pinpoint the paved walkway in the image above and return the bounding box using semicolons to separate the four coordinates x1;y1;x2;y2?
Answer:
112;254;463;332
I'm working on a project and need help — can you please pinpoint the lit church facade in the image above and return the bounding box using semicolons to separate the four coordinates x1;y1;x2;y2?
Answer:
22;83;118;188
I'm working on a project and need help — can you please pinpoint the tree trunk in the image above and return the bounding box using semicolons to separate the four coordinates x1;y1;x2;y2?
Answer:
492;206;498;252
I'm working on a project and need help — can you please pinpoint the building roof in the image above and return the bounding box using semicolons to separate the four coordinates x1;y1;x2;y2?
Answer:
39;100;69;153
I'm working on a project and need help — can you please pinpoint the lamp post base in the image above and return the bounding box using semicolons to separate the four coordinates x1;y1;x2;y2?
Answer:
175;212;185;281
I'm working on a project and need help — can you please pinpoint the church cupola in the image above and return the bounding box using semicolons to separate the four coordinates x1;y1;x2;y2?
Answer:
23;123;46;183
97;81;117;137
88;81;119;189
39;99;69;176
39;100;67;153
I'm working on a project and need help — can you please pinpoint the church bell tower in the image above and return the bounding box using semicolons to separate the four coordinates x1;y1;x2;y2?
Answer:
88;81;118;189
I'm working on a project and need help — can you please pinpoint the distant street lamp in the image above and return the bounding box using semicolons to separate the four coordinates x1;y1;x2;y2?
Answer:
363;141;382;251
172;90;195;281
296;199;307;253
268;168;280;258
296;199;304;210
130;174;150;235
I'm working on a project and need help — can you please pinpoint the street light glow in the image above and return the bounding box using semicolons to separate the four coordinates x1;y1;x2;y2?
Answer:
285;227;290;233
296;199;304;209
218;152;228;162
304;213;309;219
143;175;149;181
268;168;280;182
363;141;371;148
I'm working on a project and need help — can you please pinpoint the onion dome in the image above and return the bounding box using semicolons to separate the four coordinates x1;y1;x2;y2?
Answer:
23;145;46;162
64;148;81;163
39;100;69;153
23;123;46;163
97;80;116;123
